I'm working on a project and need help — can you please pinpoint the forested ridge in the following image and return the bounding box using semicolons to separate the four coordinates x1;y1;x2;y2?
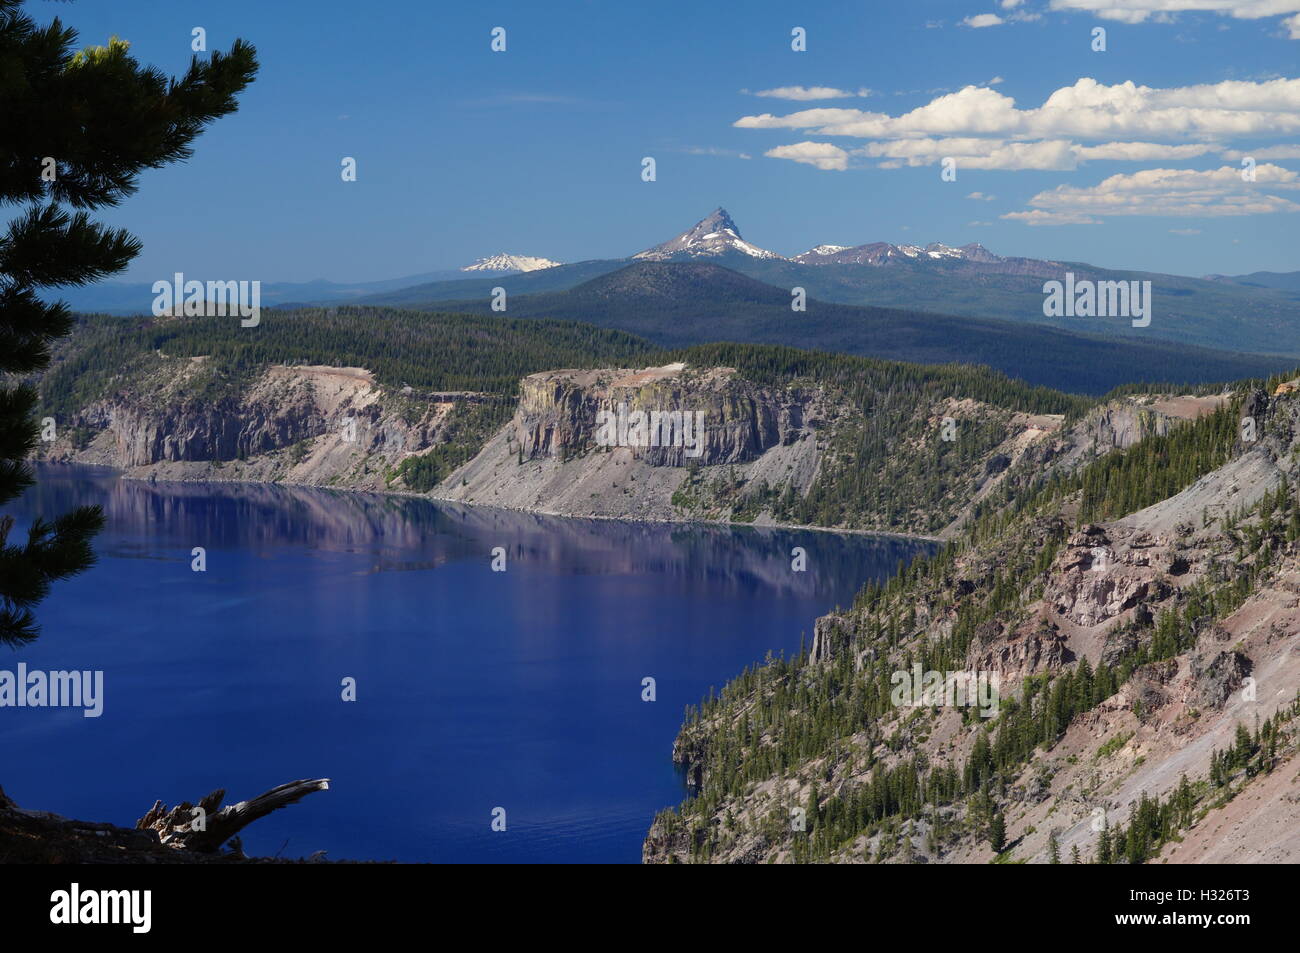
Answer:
37;307;659;416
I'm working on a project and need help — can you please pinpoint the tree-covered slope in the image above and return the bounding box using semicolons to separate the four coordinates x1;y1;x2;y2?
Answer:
645;367;1300;865
38;307;659;417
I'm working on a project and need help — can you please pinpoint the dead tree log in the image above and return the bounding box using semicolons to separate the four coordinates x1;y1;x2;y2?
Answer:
136;778;330;852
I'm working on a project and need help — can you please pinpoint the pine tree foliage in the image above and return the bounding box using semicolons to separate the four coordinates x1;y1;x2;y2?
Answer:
0;0;257;645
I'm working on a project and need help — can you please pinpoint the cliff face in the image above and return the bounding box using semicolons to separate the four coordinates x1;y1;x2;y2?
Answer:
39;360;482;493
513;364;807;466
432;363;830;524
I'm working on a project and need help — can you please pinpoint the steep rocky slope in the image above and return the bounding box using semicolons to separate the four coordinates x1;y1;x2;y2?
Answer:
644;379;1300;864
431;362;827;525
38;357;503;493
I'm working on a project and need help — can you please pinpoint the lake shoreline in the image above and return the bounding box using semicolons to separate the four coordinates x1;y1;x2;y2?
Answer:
33;459;945;544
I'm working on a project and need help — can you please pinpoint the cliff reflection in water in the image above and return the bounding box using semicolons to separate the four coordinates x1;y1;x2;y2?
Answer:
27;464;933;602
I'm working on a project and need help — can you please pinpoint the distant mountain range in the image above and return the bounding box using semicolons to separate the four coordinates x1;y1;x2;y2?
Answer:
57;207;1300;361
630;207;1058;276
386;259;1295;395
1205;271;1300;293
357;208;1300;358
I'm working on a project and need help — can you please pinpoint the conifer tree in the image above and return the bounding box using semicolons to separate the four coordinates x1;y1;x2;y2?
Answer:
988;810;1006;854
1097;818;1113;864
0;1;257;645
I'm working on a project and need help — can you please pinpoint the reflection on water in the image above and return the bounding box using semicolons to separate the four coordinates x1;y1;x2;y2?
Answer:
2;465;935;863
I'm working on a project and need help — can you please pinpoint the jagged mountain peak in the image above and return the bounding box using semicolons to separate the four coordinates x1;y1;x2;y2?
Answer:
634;208;783;262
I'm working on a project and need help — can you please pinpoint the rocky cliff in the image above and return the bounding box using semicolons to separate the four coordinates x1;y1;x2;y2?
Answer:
512;363;808;466
431;363;835;524
38;358;494;493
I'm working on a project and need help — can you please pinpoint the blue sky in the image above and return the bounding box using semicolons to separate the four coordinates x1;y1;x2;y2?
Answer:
28;0;1300;282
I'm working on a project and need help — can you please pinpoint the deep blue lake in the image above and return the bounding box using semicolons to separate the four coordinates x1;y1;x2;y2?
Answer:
1;465;934;863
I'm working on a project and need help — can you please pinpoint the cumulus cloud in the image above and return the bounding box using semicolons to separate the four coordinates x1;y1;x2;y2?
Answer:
857;137;1078;169
1073;141;1217;159
735;77;1300;141
744;73;1300;224
1001;164;1300;224
747;86;871;100
764;142;850;170
962;13;1006;27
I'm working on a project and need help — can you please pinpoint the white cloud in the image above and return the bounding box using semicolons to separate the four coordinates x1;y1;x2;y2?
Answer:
1002;209;1103;225
747;86;872;101
1073;141;1217;159
680;146;752;159
1002;163;1300;224
745;73;1300;228
857;137;1078;169
967;191;998;200
1049;0;1300;37
1221;143;1300;158
735;77;1300;141
963;13;1006;27
764;142;850;170
821;137;1219;171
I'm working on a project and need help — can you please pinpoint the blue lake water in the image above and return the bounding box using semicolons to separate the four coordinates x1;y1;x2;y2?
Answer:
0;465;934;863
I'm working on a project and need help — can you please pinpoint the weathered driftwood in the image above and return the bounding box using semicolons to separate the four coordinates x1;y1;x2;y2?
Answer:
136;778;330;852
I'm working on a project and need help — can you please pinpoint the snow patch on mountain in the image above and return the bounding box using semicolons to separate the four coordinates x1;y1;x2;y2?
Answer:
462;254;562;273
